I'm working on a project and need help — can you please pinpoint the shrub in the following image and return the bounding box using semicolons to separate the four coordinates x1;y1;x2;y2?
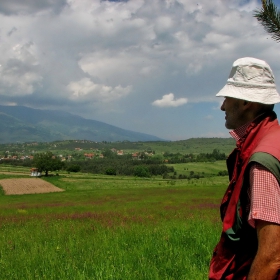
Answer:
134;166;151;178
66;164;81;173
105;168;117;176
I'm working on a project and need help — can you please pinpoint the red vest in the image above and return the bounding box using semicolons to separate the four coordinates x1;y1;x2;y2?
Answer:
209;112;280;280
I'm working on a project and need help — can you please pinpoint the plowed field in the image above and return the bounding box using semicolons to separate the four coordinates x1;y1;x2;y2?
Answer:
0;178;64;195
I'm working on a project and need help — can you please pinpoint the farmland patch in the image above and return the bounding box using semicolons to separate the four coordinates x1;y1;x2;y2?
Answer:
0;178;64;195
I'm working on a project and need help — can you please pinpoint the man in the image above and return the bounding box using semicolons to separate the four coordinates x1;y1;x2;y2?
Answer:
209;57;280;280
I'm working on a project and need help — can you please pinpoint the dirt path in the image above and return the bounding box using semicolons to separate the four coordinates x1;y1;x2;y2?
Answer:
0;178;64;195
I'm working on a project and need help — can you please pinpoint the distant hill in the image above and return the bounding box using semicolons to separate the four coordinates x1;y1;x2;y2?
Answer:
0;105;163;143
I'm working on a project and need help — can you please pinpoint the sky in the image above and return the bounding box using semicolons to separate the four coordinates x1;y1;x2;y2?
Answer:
0;0;280;141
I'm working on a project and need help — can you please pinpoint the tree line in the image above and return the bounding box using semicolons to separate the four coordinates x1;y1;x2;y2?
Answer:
0;149;228;178
162;149;227;163
67;158;174;177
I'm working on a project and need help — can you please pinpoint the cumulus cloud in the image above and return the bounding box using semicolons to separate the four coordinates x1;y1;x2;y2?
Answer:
152;93;187;107
0;64;42;96
67;78;132;103
0;0;68;15
0;0;279;139
0;41;42;96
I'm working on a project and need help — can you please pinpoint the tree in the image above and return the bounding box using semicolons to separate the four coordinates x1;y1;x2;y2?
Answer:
66;164;81;173
102;149;116;158
33;152;64;176
133;166;151;178
254;0;280;42
105;168;117;175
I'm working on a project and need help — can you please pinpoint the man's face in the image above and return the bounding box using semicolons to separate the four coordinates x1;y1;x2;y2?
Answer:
220;97;246;129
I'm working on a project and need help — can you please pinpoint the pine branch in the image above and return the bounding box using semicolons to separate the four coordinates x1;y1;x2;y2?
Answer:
254;0;280;42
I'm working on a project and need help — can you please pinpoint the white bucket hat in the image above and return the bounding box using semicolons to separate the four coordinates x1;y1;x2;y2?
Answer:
216;57;280;104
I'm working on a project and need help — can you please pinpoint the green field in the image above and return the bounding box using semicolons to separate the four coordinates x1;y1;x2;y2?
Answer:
0;164;228;280
168;161;227;176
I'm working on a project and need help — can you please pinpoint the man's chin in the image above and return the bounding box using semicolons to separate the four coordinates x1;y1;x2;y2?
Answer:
225;122;233;129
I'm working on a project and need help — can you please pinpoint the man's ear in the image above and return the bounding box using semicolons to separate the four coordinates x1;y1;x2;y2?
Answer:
242;101;255;116
245;101;261;118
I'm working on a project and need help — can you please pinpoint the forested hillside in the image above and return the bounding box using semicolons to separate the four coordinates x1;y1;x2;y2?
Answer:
0;105;163;143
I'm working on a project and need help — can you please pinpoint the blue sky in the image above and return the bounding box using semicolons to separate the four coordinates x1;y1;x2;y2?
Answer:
0;0;280;140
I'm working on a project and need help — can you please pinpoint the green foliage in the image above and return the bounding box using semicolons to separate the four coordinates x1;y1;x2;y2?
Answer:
0;139;232;179
0;138;235;157
0;158;33;168
102;149;117;158
163;149;227;164
64;158;174;177
33;151;64;176
254;0;280;42
66;164;81;173
105;168;117;175
133;165;151;177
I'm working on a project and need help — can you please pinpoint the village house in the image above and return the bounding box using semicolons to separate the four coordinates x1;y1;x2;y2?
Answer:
30;168;41;177
84;153;94;159
132;152;139;159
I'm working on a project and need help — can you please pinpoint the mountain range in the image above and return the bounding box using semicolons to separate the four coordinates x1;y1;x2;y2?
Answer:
0;105;163;144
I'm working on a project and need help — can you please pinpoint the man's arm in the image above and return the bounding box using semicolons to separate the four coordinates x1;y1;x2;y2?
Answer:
248;220;280;280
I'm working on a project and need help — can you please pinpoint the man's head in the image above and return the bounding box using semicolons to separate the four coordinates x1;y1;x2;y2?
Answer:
216;57;280;129
220;97;274;129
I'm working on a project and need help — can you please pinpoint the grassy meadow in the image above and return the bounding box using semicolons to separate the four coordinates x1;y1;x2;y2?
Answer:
168;161;227;177
0;163;228;280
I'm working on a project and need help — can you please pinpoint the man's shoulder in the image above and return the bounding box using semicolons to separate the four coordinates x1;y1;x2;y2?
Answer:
250;152;280;182
252;125;280;161
260;124;280;140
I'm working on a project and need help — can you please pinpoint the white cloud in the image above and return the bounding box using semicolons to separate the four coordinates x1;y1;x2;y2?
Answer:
0;68;42;96
152;93;187;107
154;16;173;34
0;41;42;96
0;0;67;15
67;78;132;103
0;0;279;139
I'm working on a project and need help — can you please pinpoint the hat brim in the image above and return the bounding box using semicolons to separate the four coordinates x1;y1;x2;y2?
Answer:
216;84;280;105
